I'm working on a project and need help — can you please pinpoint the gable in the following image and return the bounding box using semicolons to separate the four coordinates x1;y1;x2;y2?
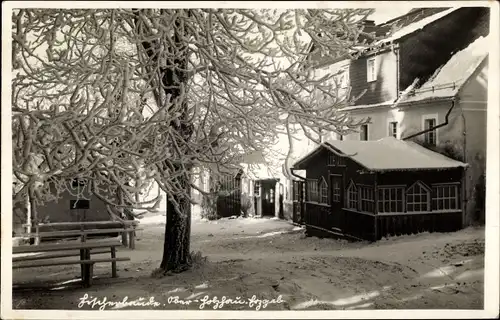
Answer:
459;57;488;104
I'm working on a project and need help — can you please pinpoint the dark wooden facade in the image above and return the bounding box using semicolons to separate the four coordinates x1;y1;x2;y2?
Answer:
293;147;465;241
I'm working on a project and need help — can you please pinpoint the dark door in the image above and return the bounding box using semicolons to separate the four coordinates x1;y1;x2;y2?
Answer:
261;182;276;216
217;173;242;218
330;174;343;230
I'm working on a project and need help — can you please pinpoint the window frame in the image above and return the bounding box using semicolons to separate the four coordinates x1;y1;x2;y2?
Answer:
366;57;377;82
432;183;460;211
377;186;405;213
327;152;336;166
406;181;431;213
422;114;438;146
254;181;261;196
319;177;329;204
346;180;358;210
359;185;375;213
360;124;368;141
331;175;341;203
307;179;319;203
388;121;398;139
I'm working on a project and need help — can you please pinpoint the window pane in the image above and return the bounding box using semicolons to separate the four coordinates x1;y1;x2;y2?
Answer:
390;189;396;199
414;195;421;203
390;201;396;212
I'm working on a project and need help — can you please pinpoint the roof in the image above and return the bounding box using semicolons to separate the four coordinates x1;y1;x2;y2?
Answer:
309;8;459;69
378;8;449;29
376;7;460;45
293;137;467;172
398;35;489;105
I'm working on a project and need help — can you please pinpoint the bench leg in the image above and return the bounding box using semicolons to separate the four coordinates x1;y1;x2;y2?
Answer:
129;231;135;249
83;249;91;286
80;249;85;280
121;230;128;247
86;264;94;287
111;247;117;278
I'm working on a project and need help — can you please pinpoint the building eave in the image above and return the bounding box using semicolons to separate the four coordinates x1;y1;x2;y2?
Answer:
396;96;456;110
370;165;468;173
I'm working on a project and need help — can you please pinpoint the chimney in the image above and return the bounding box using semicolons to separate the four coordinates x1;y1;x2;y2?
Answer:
360;20;378;40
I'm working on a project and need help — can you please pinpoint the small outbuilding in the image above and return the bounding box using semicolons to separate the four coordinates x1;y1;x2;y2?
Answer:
291;137;468;241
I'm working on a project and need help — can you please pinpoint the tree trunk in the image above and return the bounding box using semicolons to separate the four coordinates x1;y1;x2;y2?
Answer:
160;177;192;272
135;9;194;273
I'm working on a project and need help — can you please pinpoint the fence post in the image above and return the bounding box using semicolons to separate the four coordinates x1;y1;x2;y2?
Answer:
35;224;40;245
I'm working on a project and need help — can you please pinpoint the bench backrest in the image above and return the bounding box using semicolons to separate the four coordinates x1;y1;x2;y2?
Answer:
13;240;123;254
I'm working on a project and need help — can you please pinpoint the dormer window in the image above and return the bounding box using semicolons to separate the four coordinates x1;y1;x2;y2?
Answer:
367;57;377;82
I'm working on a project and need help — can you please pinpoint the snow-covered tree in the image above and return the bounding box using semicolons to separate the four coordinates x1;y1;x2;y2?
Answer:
11;8;376;273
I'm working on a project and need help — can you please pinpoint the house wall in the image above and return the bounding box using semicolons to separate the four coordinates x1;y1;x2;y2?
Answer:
398;58;488;225
340;106;404;141
399;101;464;153
34;183;111;225
315;49;398;107
350;50;398;106
460;59;488;224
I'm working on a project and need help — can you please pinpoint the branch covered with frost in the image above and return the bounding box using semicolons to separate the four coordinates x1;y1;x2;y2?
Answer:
12;8;374;210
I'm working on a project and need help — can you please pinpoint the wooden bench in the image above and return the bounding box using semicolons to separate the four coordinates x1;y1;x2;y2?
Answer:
23;220;141;249
13;240;130;287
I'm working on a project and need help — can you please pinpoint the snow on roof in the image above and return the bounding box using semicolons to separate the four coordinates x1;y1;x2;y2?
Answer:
377;7;460;45
294;136;467;172
400;35;489;105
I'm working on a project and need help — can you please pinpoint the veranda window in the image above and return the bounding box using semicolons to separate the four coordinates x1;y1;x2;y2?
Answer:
406;181;431;212
378;187;404;213
307;179;319;202
346;180;358;210
331;176;341;202
432;184;460;211
327;152;336;166
319;177;328;204
359;186;375;213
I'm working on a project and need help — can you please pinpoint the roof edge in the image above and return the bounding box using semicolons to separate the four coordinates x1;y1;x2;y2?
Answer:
396;96;455;109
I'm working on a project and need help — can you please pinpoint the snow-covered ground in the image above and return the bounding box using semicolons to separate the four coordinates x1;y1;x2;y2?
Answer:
12;210;485;310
